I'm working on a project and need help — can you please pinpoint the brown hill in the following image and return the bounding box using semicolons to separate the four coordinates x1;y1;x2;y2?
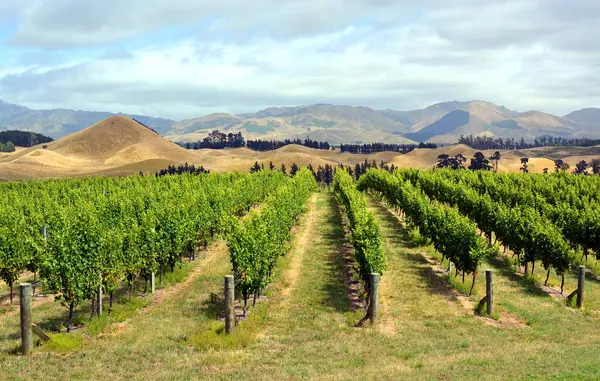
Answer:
0;116;199;180
1;115;599;181
0;115;403;180
49;115;195;163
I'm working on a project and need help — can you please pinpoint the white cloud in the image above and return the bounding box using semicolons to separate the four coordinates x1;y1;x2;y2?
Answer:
0;0;599;118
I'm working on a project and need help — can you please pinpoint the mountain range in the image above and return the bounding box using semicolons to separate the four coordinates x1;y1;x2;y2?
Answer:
0;99;598;144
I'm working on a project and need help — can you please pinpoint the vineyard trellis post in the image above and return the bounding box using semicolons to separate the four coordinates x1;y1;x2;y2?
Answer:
225;275;235;334
368;273;380;325
151;272;156;293
486;270;494;316
577;266;585;309
20;283;33;355
96;285;103;317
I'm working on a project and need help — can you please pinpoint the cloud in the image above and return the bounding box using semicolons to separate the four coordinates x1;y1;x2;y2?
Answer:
0;0;598;119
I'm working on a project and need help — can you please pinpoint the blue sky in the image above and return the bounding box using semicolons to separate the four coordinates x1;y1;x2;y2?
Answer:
0;0;599;120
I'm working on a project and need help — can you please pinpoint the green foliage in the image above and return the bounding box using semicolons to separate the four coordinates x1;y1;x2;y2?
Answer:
397;168;574;276
334;169;386;286
0;170;285;323
0;130;53;147
357;169;487;275
227;169;317;299
0;141;15;152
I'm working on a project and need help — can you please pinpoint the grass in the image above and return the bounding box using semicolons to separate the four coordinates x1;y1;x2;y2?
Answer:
41;333;85;353
2;192;600;379
85;297;151;335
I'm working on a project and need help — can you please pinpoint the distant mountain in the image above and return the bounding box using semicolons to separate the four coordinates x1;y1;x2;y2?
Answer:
170;113;244;135
381;101;470;132
0;100;175;138
405;101;580;143
404;110;471;142
1;99;598;144
564;108;600;129
168;104;414;144
170;101;591;144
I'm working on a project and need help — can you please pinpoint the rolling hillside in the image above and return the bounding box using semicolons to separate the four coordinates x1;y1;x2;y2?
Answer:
1;99;598;145
0;114;599;181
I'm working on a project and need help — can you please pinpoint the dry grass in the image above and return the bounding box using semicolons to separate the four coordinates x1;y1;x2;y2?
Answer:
1;115;599;181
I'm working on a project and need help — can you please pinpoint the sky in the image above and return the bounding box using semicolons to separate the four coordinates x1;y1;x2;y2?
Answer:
0;0;599;120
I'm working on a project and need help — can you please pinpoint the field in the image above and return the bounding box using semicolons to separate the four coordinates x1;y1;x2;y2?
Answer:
2;165;600;380
1;115;600;181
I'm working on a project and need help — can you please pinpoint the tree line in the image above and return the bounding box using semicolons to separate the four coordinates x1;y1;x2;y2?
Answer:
0;130;54;151
339;142;437;154
437;150;600;175
246;137;331;151
180;130;245;149
458;134;600;150
178;129;443;154
178;130;332;151
155;163;210;176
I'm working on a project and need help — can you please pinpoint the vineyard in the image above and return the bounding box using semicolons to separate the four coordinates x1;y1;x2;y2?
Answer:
3;167;600;379
0;171;287;330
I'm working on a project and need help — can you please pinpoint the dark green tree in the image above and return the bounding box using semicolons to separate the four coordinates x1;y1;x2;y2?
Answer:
468;152;492;171
520;157;529;173
591;159;600;175
574;160;589;175
290;163;299;176
250;161;262;173
554;159;570;172
437;154;466;170
489;151;501;172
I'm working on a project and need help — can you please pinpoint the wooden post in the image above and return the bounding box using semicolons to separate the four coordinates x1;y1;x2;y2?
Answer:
32;324;50;342
225;275;235;334
20;283;33;355
447;261;452;274
96;285;103;317
151;272;156;294
486;270;494;316
524;261;529;275
42;226;47;241
368;273;380;324
577;265;585;309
